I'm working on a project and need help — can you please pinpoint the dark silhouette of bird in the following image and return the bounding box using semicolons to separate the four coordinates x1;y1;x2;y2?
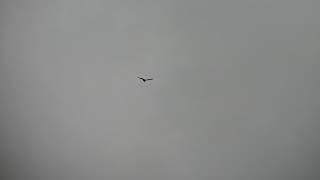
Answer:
137;76;153;82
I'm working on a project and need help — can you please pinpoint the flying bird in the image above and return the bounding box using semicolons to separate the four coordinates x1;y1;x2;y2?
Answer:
137;76;153;82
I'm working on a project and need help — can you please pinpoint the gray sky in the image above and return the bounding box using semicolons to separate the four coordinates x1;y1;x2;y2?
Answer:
1;0;320;179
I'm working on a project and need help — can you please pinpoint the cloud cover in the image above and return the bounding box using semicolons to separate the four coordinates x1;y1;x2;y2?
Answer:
1;0;320;179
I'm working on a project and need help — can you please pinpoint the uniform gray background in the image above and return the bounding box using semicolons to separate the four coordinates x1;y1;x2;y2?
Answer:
1;0;319;179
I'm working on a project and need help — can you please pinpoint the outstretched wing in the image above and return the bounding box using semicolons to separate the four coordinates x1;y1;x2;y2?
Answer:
137;77;146;81
146;78;153;81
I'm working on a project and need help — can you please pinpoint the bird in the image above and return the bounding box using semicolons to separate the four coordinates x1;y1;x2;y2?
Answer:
137;76;153;82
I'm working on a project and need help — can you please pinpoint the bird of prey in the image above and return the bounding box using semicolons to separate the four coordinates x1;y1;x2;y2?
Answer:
137;76;153;82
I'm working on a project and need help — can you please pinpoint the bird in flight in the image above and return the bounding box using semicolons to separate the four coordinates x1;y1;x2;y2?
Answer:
137;76;153;82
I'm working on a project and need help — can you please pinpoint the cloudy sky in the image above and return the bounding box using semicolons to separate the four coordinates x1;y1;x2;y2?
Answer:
1;0;320;179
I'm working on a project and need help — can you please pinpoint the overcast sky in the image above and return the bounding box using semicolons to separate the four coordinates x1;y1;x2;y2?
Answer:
1;0;320;179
